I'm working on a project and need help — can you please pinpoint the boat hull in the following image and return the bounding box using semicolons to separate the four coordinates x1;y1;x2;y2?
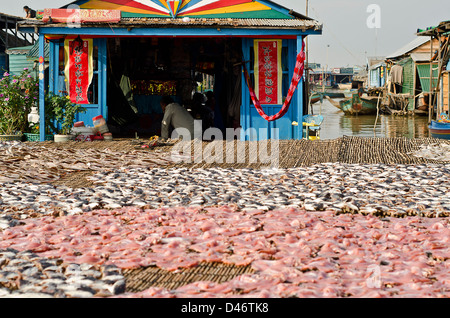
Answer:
429;121;450;139
339;94;378;115
312;91;345;99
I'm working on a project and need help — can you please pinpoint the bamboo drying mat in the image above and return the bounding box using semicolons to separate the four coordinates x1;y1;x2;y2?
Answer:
123;262;254;293
165;136;450;169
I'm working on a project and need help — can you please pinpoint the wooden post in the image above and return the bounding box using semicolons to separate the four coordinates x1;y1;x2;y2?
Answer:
437;35;442;116
429;35;433;123
38;32;46;142
305;0;311;115
4;16;9;72
297;35;304;137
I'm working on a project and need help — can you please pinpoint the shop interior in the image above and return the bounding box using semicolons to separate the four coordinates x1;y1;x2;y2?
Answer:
105;37;243;138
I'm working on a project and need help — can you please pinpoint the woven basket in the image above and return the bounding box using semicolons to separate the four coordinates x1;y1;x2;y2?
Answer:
0;134;23;142
24;133;53;141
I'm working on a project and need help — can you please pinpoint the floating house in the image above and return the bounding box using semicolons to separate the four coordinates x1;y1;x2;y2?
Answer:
385;37;440;112
5;41;49;78
417;20;450;119
309;67;354;90
0;12;34;74
18;1;322;141
368;57;386;89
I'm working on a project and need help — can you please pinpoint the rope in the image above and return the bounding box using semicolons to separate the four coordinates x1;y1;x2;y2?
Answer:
243;41;306;122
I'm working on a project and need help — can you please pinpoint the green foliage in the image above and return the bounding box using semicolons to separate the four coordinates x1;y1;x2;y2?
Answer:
44;92;87;135
0;69;38;135
0;68;86;136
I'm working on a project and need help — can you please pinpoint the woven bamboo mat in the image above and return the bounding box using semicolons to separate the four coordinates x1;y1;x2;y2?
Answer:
123;262;254;293
164;137;450;169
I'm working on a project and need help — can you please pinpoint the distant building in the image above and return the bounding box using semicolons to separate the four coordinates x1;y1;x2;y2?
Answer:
0;12;35;74
385;36;440;111
367;57;386;88
417;20;450;118
309;67;354;89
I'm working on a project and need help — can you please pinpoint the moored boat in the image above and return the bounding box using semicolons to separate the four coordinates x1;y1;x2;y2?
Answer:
325;93;379;115
428;119;450;140
311;90;345;99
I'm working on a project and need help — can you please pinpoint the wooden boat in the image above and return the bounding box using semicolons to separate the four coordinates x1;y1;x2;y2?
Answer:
310;93;321;104
311;96;321;104
311;91;345;99
428;114;450;139
325;93;379;115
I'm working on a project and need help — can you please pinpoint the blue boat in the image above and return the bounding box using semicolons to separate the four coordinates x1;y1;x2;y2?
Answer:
429;120;450;140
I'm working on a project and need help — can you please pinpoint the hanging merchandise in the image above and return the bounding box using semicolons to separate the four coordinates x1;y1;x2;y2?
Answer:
254;39;283;105
130;80;177;96
64;37;94;104
243;40;306;122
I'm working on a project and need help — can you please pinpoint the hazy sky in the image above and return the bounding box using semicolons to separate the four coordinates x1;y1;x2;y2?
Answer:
6;0;450;68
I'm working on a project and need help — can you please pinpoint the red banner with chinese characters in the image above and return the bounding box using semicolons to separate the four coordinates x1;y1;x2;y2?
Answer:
254;40;282;105
65;38;93;104
42;8;121;24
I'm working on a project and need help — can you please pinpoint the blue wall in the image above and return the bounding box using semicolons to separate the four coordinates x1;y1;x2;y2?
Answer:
240;37;304;140
37;26;317;141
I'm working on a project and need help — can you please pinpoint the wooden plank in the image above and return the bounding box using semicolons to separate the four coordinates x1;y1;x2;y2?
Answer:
444;72;449;111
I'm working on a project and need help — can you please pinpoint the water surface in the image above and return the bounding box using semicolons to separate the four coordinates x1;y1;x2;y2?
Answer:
311;98;430;140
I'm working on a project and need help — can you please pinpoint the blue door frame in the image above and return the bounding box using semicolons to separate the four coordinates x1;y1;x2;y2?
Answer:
48;38;108;130
240;36;304;141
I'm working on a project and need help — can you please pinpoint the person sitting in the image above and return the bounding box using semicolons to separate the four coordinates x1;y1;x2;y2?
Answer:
160;96;195;141
23;6;37;18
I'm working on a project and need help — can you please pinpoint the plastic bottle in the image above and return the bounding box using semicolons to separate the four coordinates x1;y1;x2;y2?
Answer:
92;115;109;134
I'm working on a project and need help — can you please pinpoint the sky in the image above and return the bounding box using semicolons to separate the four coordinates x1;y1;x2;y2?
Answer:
5;0;450;68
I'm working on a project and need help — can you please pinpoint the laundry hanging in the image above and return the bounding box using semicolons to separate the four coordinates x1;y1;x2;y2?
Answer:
243;41;306;122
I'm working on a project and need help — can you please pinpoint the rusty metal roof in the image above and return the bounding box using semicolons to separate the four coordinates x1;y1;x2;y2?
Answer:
18;17;322;32
121;17;322;30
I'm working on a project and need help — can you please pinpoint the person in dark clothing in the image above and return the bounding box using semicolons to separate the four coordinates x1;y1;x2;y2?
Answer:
192;92;214;132
160;96;195;141
24;6;37;18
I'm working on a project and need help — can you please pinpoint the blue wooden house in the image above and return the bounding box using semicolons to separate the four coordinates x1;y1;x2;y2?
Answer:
18;0;322;141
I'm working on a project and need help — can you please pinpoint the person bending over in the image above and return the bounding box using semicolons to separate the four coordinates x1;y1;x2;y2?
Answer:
24;6;37;18
160;96;195;141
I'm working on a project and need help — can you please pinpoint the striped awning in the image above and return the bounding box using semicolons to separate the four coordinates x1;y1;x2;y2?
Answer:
63;0;307;19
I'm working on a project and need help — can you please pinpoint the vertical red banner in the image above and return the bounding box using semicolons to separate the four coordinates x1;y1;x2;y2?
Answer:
254;40;282;105
65;39;92;104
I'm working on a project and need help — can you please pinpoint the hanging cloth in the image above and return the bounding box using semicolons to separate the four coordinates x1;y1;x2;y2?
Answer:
120;74;138;114
243;41;306;122
390;64;403;85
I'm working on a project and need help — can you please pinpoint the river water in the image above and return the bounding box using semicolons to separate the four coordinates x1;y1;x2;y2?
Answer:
311;98;430;140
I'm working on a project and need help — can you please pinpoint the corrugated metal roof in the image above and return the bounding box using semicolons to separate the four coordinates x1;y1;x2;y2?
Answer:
386;37;429;60
5;45;34;55
18;17;322;31
27;41;50;59
417;63;439;93
122;17;322;29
